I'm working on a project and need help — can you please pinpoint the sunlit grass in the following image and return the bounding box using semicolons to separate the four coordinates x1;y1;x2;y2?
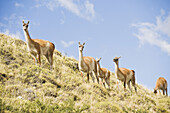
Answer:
0;33;169;113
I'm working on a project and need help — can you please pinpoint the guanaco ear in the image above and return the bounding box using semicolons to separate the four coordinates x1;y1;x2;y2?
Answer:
118;56;121;59
22;20;25;24
83;43;85;45
27;21;29;24
96;58;99;62
78;42;80;45
99;57;102;61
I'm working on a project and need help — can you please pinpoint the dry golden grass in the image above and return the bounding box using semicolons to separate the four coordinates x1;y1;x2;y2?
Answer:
0;33;169;113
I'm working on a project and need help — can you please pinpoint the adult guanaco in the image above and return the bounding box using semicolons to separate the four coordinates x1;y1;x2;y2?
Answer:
113;56;137;93
78;42;99;83
22;20;55;70
154;77;168;96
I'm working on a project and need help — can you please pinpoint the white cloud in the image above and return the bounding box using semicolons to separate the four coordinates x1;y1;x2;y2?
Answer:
3;14;24;27
46;1;59;11
0;14;26;39
156;14;170;37
84;0;95;20
58;0;96;21
15;2;24;7
0;29;22;39
58;0;81;17
0;13;42;41
35;0;96;21
2;13;24;30
61;40;75;48
132;10;170;55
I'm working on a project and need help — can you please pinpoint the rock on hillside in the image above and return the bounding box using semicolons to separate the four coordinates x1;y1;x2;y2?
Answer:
0;33;169;113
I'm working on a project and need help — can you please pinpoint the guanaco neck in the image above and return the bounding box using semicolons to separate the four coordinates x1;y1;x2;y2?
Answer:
79;50;85;66
154;87;158;90
23;29;33;44
115;61;120;77
97;62;101;73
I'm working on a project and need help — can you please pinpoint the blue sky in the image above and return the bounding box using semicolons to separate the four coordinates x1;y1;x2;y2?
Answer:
0;0;170;94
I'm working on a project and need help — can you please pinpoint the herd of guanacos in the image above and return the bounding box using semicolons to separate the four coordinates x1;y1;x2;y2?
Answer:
22;20;168;96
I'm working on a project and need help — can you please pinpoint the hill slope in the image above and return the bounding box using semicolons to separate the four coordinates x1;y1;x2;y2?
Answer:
0;34;169;113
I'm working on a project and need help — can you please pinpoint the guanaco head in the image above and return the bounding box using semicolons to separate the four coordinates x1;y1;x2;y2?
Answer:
154;88;157;94
78;42;85;52
22;20;29;31
113;56;121;63
96;57;102;63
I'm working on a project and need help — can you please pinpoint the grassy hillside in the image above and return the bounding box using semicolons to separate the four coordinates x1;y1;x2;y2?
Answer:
0;33;169;113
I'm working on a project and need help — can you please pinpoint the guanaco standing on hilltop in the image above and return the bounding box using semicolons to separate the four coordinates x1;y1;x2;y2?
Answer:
113;56;137;93
154;77;168;96
78;42;99;83
22;20;55;70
